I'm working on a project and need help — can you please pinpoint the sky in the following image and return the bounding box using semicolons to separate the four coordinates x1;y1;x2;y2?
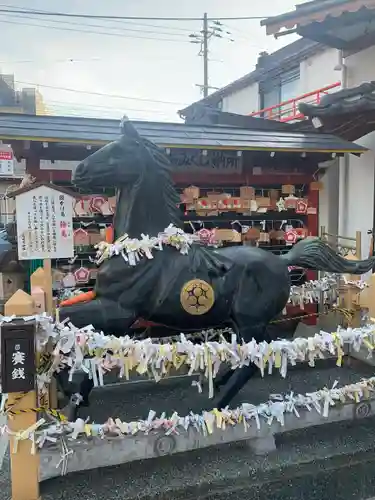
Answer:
0;0;305;122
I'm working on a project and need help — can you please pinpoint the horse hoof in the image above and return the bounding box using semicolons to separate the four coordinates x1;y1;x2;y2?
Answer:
214;382;221;393
60;402;79;421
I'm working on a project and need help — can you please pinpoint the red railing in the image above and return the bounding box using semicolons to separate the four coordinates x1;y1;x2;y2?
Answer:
250;81;341;122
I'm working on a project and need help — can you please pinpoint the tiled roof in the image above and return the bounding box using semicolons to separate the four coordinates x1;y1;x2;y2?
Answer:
0;112;366;154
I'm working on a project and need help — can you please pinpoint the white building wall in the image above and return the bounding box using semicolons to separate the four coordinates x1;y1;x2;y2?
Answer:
299;45;375;255
221;48;342;116
344;143;374;258
217;44;375;253
218;48;344;239
343;47;375;257
300;48;340;94
221;82;259;114
298;48;342;240
346;46;375;87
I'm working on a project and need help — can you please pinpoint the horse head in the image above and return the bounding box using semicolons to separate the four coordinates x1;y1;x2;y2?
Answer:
73;116;148;190
74;116;181;237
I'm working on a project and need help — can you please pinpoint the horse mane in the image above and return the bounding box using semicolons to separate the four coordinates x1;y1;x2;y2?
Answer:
139;136;182;228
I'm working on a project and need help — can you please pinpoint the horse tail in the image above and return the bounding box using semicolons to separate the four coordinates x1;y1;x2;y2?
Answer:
281;237;375;274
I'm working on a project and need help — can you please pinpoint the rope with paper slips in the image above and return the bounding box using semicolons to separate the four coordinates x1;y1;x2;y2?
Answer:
0;314;369;450
47;316;375;402
0;306;357;419
4;306;359;405
3;375;375;470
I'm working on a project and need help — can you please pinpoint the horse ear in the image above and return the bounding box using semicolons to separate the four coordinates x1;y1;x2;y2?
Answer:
120;114;129;130
120;115;141;141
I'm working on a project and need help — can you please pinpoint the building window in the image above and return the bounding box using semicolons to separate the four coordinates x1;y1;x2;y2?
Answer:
259;67;300;118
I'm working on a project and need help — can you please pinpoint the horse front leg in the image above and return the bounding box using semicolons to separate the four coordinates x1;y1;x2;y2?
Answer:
57;298;138;419
214;321;242;392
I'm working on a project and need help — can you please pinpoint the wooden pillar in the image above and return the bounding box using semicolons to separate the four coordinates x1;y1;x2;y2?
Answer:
25;154;41;181
4;290;39;500
30;268;57;410
355;230;362;259
42;259;53;316
359;273;375;318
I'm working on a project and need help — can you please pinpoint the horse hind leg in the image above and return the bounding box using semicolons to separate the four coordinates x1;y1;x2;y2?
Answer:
215;323;268;410
59;297;137;336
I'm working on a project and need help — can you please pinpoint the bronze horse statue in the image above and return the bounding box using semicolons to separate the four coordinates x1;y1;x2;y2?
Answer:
58;117;375;414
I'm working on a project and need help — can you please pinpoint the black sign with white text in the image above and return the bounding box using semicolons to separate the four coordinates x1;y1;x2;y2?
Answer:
1;322;35;393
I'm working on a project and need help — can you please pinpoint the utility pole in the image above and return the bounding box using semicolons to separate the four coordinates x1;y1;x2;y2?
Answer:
189;14;234;98
203;12;209;98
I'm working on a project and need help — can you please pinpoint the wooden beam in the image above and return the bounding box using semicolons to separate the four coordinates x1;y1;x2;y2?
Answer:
298;27;351;49
342;29;375;55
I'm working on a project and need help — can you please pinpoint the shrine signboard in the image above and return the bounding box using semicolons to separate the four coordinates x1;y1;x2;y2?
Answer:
170;149;243;174
14;183;75;260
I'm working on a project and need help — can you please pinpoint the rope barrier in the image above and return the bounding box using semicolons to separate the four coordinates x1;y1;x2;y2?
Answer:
6;407;67;421
270;307;355;325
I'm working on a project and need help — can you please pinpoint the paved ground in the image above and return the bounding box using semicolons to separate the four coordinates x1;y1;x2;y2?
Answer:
2;361;375;499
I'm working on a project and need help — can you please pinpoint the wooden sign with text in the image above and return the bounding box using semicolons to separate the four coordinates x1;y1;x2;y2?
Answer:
14;183;75;261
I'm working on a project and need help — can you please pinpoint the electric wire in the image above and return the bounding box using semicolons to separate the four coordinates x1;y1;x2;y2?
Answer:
13;81;189;106
0;17;192;43
0;3;197;32
46;99;174;116
0;7;269;21
0;12;191;38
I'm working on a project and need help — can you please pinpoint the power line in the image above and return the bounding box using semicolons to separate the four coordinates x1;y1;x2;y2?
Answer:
0;7;268;21
0;57;102;65
1;12;190;37
14;80;189;106
0;3;196;31
0;17;191;43
46;99;173;115
100;19;196;33
0;55;191;65
46;110;172;122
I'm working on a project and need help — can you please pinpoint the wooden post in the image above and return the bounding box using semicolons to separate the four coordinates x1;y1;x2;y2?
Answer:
355;231;362;259
30;267;57;410
350;272;375;366
42;260;53;316
29;268;45;290
3;290;40;500
359;273;375;318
